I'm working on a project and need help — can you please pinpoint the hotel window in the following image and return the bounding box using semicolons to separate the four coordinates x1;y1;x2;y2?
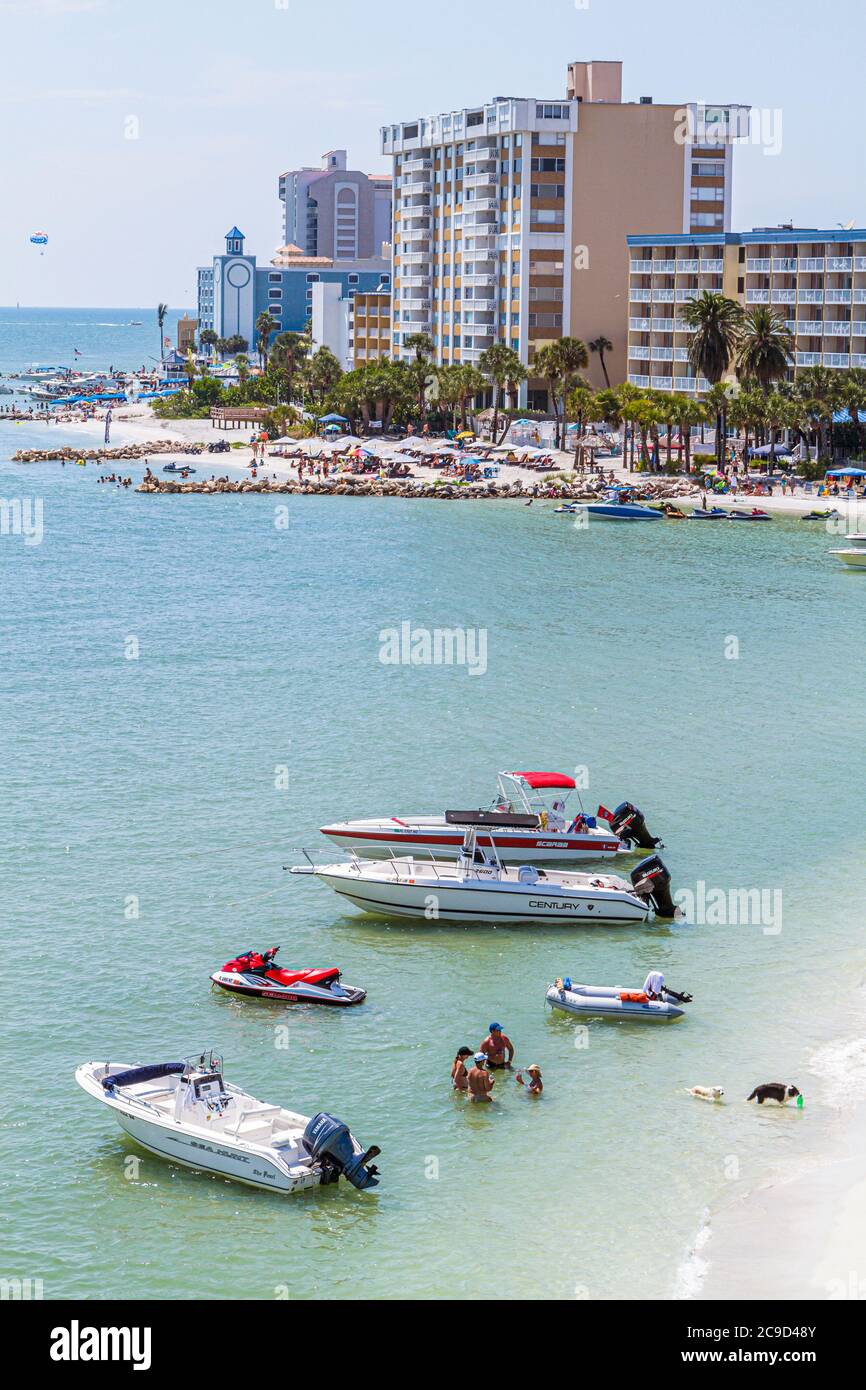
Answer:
268;272;282;282
530;184;564;199
268;289;282;299
692;186;722;201
692;161;723;178
348;274;359;284
531;158;566;173
306;273;320;282
691;212;724;227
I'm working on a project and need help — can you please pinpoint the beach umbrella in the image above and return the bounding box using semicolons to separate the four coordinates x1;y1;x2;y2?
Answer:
318;412;349;423
455;430;475;440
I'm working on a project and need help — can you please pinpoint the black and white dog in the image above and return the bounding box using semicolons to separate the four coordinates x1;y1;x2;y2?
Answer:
747;1082;801;1105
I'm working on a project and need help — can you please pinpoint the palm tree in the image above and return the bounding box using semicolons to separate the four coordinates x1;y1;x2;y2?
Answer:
533;343;564;445
735;307;794;392
555;337;590;450
255;311;279;373
199;328;218;361
703;381;733;467
456;364;487;432
567;382;597;465
157;303;168;363
270;331;309;405
478;342;526;443
682;291;743;463
613;381;645;470
235;353;250;384
671;395;707;473
402;332;435;422
839;369;866;455
795;366;839;460
588;335;613;389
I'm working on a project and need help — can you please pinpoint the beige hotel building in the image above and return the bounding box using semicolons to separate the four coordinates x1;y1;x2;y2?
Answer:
381;61;749;405
627;228;866;394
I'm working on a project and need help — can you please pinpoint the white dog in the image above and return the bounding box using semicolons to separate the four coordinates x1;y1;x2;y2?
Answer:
686;1085;725;1102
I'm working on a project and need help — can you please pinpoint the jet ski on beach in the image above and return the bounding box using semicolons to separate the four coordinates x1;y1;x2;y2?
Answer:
211;947;366;1006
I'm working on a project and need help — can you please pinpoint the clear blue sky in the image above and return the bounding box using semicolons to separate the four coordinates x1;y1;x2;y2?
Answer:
2;0;864;307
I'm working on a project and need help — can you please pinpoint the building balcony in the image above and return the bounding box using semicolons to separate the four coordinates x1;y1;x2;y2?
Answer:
773;258;798;273
677;259;700;273
651;260;676;274
746;290;770;303
654;289;675;302
630;260;654;274
464;197;499;212
800;258;824;272
674;347;690;362
676;288;699;301
771;290;797;304
651;375;673;389
852;321;866;335
628;373;651;387
402;308;432;323
797;289;824;303
629;316;651;331
463;173;498;194
465;209;498;225
855;257;866;271
823;352;850;367
650;346;673;360
465;298;497;312
853;354;866;368
651;317;675;331
403;157;432;173
402;193;431;208
630;289;652;303
796;352;822;367
403;175;432;193
629;346;651;360
747;258;771;272
827;257;853;272
854;290;866;303
700;260;724;273
464;234;499;252
826;289;852;303
402;274;431;286
401;250;431;264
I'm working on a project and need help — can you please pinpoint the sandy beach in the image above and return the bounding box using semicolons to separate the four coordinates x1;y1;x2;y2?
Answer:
11;402;866;522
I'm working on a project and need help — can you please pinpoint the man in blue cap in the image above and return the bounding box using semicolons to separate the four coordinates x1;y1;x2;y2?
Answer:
479;1022;514;1069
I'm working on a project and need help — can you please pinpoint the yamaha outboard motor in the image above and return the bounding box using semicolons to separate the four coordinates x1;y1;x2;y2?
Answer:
610;802;662;850
302;1112;381;1190
630;855;676;918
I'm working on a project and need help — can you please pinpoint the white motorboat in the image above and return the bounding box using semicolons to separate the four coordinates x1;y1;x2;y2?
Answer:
292;816;675;926
320;771;662;864
545;978;688;1021
75;1050;380;1193
830;534;866;568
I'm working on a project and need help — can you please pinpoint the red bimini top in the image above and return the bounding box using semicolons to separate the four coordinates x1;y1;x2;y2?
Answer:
510;771;576;790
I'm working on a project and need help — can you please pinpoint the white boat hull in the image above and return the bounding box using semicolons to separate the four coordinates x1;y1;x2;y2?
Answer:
320;817;623;863
305;861;650;925
113;1109;312;1192
830;549;866;568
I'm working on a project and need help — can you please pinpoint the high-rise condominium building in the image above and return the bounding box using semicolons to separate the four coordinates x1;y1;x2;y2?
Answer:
626;227;866;394
278;149;392;262
381;62;749;404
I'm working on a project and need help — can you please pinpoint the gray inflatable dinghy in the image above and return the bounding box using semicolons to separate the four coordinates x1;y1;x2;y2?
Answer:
545;980;685;1021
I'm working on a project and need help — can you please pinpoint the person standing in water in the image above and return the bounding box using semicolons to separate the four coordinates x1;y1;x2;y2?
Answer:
516;1064;543;1096
480;1022;514;1069
451;1047;473;1092
467;1053;495;1103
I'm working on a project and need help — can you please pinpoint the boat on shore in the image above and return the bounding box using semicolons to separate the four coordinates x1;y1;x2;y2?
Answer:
545;978;687;1021
584;501;662;521
75;1050;381;1193
293;817;675;925
320;771;661;864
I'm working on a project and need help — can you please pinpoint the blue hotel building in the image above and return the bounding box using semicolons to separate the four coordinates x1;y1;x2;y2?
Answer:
197;227;390;349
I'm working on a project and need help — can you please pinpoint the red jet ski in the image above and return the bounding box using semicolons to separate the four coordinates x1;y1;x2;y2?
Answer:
211;947;366;1006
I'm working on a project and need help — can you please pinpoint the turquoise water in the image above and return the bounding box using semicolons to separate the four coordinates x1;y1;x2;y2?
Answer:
0;306;194;381
3;344;866;1298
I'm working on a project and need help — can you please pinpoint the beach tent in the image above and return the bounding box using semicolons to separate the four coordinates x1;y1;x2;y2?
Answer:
826;466;866;477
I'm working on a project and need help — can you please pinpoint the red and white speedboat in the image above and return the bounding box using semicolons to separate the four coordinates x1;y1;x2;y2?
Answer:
320;771;662;865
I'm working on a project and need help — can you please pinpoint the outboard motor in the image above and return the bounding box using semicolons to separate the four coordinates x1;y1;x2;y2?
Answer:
630;855;676;918
302;1112;381;1190
609;802;662;850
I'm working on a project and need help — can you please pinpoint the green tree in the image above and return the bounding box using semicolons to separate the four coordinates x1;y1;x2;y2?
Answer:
255;311;279;373
682;291;743;462
735;306;794;392
588;335;613;389
270;331;310;405
478;342;527;443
